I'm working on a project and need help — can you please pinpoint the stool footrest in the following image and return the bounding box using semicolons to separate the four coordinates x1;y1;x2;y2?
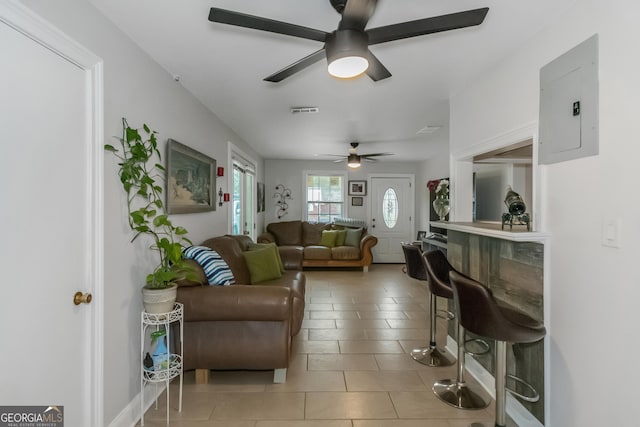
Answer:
436;309;455;321
506;374;540;403
464;337;490;356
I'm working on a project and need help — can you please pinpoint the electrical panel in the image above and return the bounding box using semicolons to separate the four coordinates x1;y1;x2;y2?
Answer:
539;34;599;164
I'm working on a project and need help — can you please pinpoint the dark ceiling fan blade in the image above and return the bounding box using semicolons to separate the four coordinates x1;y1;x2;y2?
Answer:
209;8;328;42
366;7;489;45
362;152;393;157
264;49;326;82
339;0;378;31
365;50;392;81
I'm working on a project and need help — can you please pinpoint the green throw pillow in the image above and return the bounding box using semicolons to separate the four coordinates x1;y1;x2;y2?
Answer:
248;242;285;273
319;230;338;248
335;229;347;246
243;247;283;284
344;228;363;247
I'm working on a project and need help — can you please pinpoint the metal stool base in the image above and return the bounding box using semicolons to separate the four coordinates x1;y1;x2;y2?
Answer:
411;346;455;367
433;379;489;410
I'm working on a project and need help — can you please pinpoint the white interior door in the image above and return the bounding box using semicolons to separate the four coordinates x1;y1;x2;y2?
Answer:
370;176;414;263
0;3;102;425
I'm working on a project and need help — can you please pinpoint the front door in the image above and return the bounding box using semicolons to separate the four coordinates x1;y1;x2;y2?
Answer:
370;176;414;263
0;4;102;425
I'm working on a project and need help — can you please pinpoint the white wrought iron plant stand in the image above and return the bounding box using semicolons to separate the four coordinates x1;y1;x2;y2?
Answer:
140;302;183;425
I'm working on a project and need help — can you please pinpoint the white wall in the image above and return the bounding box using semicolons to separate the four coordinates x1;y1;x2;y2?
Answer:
450;1;640;425
417;150;450;231
21;0;261;425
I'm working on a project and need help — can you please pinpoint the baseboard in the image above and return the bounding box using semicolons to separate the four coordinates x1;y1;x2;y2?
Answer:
446;336;544;427
107;383;165;427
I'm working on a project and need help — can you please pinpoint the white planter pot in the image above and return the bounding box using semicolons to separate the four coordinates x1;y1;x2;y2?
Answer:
142;284;178;314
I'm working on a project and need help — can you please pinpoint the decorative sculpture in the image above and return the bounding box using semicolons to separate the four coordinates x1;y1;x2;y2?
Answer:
501;186;530;231
273;184;293;219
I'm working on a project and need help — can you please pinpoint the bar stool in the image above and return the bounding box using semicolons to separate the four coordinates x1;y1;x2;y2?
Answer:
405;248;456;367
402;247;455;366
427;252;488;410
449;271;546;427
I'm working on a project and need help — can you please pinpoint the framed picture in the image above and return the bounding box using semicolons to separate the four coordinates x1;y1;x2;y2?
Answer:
166;138;216;214
416;230;427;240
351;196;363;206
257;182;265;213
348;180;367;196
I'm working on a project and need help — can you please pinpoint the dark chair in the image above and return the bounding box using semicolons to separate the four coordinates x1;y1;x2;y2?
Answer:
401;242;427;280
449;271;546;427
425;251;488;410
403;247;455;367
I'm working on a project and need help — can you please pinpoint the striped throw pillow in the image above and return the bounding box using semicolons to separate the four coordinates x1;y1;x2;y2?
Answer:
182;246;235;286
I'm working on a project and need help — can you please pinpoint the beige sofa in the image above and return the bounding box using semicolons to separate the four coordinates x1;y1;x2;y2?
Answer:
176;234;305;384
257;220;377;271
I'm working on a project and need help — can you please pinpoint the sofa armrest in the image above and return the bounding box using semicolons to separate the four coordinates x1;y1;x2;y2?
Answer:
279;246;303;271
177;285;291;322
257;232;276;244
359;234;378;264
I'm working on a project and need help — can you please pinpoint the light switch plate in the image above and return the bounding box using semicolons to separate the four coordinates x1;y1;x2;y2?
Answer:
602;217;621;248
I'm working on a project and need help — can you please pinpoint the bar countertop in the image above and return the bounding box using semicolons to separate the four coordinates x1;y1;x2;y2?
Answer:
429;221;551;243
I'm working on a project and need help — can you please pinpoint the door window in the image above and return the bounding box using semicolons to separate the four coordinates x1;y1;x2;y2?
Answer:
382;188;398;228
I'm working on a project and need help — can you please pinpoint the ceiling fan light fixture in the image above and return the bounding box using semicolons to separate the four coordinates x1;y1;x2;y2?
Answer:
347;154;361;168
326;30;369;79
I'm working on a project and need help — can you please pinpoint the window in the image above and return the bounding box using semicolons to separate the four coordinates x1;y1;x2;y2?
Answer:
305;173;345;223
382;187;398;228
230;148;256;239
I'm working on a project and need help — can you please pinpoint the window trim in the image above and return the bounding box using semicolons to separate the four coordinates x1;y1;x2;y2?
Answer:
303;170;347;223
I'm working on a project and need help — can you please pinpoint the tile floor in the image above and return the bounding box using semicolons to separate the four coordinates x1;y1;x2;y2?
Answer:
140;264;500;427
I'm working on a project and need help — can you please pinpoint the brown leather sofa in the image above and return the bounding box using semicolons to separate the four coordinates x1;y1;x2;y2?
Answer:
257;220;378;271
176;234;305;384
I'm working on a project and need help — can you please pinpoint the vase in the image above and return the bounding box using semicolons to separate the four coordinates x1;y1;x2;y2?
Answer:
142;284;178;314
432;196;450;221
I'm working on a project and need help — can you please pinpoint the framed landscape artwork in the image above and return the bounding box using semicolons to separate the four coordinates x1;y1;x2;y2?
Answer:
166;138;216;214
348;180;367;196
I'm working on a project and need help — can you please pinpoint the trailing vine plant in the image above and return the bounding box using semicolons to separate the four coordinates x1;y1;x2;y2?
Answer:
105;118;196;289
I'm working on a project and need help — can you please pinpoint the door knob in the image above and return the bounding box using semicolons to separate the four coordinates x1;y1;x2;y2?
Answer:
73;291;92;305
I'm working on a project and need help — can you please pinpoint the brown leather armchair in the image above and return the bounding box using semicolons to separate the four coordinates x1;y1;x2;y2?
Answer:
176;235;305;384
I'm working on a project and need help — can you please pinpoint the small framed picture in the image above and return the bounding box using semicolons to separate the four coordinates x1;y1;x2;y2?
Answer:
416;230;427;240
348;180;367;196
352;196;363;206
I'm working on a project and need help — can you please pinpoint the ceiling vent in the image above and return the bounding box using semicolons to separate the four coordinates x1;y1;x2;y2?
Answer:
290;107;319;114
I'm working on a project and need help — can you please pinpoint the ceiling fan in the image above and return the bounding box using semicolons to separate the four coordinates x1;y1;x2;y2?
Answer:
323;142;393;168
208;0;489;82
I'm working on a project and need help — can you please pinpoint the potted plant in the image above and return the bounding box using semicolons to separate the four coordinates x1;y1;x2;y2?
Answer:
105;118;196;313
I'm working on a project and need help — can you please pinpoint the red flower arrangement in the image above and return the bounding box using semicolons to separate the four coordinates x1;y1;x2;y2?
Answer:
427;179;441;192
427;179;449;198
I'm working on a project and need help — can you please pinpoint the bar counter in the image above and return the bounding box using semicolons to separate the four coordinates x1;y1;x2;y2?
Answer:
428;221;549;425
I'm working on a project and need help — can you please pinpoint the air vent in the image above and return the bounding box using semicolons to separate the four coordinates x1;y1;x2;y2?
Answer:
290;107;319;114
